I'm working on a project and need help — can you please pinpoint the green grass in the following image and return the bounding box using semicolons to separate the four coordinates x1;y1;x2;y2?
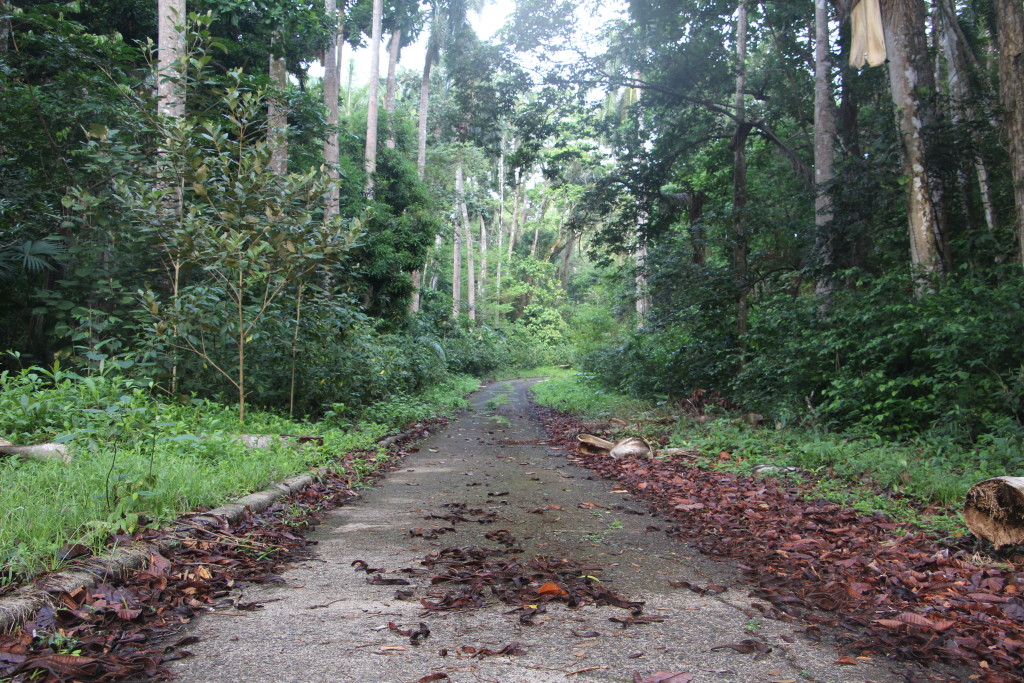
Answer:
0;368;476;586
530;373;658;420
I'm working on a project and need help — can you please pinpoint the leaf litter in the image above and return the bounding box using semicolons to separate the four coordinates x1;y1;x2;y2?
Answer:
539;405;1024;681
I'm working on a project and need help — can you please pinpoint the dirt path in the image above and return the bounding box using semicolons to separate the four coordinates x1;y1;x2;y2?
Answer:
167;380;926;682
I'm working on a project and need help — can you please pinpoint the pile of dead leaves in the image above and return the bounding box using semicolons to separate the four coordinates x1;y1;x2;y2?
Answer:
538;406;1024;682
354;508;662;629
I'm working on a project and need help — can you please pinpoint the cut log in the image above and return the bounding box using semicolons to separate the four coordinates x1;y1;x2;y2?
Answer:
0;443;71;463
659;447;696;458
964;477;1024;548
577;434;615;454
609;436;652;459
212;434;322;450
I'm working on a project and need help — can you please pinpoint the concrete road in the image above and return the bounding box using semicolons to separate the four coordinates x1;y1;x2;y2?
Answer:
168;379;929;683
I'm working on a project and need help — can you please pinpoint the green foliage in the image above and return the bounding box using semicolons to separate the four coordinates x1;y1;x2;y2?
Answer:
734;270;1024;442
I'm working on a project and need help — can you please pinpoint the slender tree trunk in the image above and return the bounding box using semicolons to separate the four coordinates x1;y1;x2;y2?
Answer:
411;39;437;311
994;0;1024;262
323;0;342;219
384;30;401;150
560;234;574;289
881;0;944;278
458;168;475;322
417;43;438;181
939;0;996;233
157;0;186;393
478;214;487;299
635;219;650;329
268;46;288;176
495;148;506;322
813;0;838;297
452;163;465;319
464;215;476;323
529;195;549;258
732;0;750;336
410;269;421;314
508;178;524;261
288;282;303;418
0;0;10;54
157;0;186;119
363;0;383;198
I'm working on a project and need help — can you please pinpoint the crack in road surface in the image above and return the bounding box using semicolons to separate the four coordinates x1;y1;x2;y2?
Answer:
168;380;932;682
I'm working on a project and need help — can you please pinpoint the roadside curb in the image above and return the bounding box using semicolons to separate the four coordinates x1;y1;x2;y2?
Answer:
0;430;411;635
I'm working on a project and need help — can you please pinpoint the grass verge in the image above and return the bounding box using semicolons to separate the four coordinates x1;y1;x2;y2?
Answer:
0;367;476;586
530;373;975;539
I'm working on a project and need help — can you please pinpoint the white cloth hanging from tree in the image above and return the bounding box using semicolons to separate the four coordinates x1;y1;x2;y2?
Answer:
850;0;886;67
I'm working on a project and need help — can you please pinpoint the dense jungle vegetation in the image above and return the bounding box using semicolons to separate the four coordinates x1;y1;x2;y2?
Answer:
2;0;1024;575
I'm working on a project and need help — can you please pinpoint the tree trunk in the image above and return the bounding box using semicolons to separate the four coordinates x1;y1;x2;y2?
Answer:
495;147;506;321
732;0;750;336
478;214;487;299
881;0;945;278
529;195;550;259
410;268;421;314
452;163;465;319
323;0;342;219
157;0;186;119
459;169;476;323
417;42;439;181
268;46;288;176
507;177;524;261
363;0;384;198
635;220;650;329
994;0;1024;263
0;0;10;54
938;0;996;234
384;30;401;150
560;234;574;289
813;0;838;297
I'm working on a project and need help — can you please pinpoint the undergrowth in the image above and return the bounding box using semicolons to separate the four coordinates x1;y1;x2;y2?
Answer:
531;373;977;539
0;366;475;586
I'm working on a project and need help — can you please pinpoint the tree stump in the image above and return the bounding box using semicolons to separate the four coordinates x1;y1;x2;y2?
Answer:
964;477;1024;548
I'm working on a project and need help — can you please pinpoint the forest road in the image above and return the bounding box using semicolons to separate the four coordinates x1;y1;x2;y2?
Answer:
167;379;920;683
